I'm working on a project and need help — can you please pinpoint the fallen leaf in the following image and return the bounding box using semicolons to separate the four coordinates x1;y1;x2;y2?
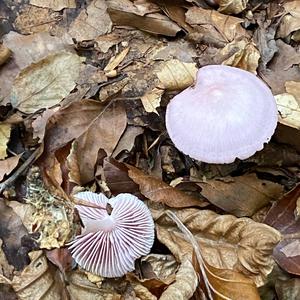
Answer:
45;248;72;275
73;100;127;184
0;44;11;66
141;87;164;114
198;173;284;217
0;155;21;182
286;80;300;100
29;0;76;11
0;123;11;159
127;164;208;208
264;185;300;275
104;47;130;73
107;0;182;37
156;59;197;90
10;51;82;113
219;38;260;74
276;93;300;130
68;0;112;41
67;141;81;185
95;32;122;53
0;239;14;279
11;251;66;300
112;126;144;157
275;277;300;300
155;207;281;286
218;0;248;15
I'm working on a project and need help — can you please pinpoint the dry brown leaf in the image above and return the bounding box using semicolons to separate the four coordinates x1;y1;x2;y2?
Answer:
157;59;197;91
0;239;14;280
154;207;281;286
185;7;247;45
68;0;112;41
112;126;144;157
219;38;260;74
0;123;11;160
218;0;248;15
67;141;81;185
107;0;181;36
275;277;300;300
141;87;164;114
127;164;208;208
0;155;21;182
10;51;82;113
73;100;127;184
30;0;76;11
11;251;66;300
198;173;284;217
0;44;11;66
95;32;123;53
104;46;130;73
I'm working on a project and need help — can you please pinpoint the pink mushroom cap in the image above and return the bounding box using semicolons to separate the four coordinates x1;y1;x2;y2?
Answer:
69;192;154;278
166;65;278;164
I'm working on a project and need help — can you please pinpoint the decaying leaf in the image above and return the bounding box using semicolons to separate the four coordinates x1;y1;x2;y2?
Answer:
127;164;208;208
10;51;82;113
141;87;164;114
218;0;248;15
0;155;21;182
11;251;66;300
68;0;112;41
219;38;260;73
0;44;11;66
265;185;300;276
0;239;14;280
0;123;11;160
198;173;284;217
30;0;76;11
154;207;281;286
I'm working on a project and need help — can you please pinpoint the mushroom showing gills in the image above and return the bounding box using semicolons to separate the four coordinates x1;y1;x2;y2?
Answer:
69;192;155;278
166;65;278;164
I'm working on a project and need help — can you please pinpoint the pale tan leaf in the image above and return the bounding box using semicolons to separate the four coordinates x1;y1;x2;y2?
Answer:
29;0;76;11
156;59;197;91
68;0;112;41
0;44;11;66
104;47;130;72
11;251;65;299
127;165;208;208
155;207;281;286
276;93;300;129
141;87;164;114
218;0;248;14
285;81;300;101
10;51;82;113
220;39;260;74
0;155;21;182
0;124;11;160
160;257;198;300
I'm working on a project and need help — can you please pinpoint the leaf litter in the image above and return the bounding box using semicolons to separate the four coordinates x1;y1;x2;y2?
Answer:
0;0;300;299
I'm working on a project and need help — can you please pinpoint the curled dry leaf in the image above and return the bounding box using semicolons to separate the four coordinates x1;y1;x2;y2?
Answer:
29;0;76;11
104;46;130;74
141;87;164;115
217;0;248;15
0;155;21;182
11;251;65;300
126;164;208;208
198;173;284;217
154;207;281;286
264;185;300;275
219;38;260;74
10;51;82;113
0;123;11;160
68;0;112;41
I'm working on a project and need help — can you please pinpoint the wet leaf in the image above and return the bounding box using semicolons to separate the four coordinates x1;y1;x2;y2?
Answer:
127;164;208;208
198;173;284;217
0;155;21;182
10;51;82;113
0;123;11;160
29;0;76;11
68;0;112;41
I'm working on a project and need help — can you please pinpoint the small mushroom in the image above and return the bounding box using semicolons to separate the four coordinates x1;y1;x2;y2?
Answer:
166;65;278;164
69;192;154;277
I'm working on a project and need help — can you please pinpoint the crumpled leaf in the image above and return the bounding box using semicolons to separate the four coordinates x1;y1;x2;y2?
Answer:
0;44;11;66
29;0;76;11
277;1;300;40
104;47;130;74
0;155;21;182
68;0;112;41
219;38;260;74
10;51;82;113
154;207;281;286
264;185;300;275
141;87;164;114
0;123;11;160
127;164;208;208
107;0;181;37
218;0;248;15
11;251;66;300
198;173;284;217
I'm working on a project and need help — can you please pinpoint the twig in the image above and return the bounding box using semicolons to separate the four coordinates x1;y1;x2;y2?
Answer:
0;147;42;193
